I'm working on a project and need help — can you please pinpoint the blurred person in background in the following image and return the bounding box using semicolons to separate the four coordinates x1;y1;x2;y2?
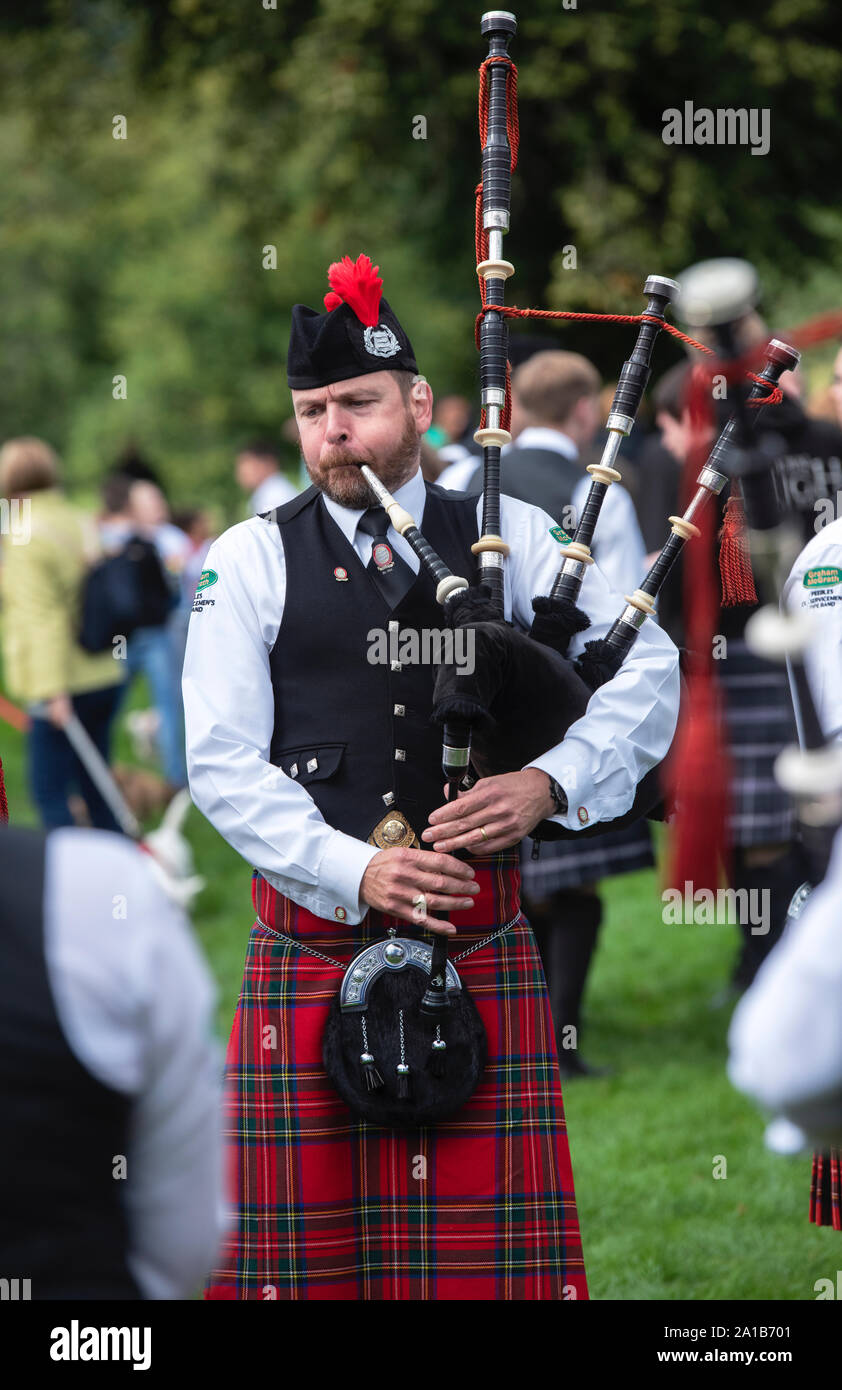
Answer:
111;443;165;489
0;756;225;1298
437;392;524;492
170;507;217;666
172;507;216;603
430;394;481;463
99;473;190;792
684;312;842;542
729;510;842;1227
828;340;842;429
729;822;842;1225
99;470;136;549
645;364;690;548
651;346;818;999
642;335;842;644
130;479;193;580
235;438;298;514
628;361;712;649
419;436;447;483
0;437;126;831
762;336;842;535
463;350;646;594
807;382;840;425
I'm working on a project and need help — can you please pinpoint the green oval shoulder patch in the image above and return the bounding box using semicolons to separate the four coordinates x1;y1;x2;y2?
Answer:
803;566;841;589
197;568;218;591
549;525;573;544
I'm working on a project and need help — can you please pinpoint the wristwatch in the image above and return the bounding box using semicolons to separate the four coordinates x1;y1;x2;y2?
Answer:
545;774;568;817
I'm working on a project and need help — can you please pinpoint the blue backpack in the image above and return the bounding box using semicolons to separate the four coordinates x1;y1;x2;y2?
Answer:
78;535;177;653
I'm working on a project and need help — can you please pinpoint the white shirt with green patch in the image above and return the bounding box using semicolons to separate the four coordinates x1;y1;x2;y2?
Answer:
782;514;842;741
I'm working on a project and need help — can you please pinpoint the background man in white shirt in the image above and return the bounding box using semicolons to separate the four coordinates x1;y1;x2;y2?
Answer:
453;350;647;594
729;515;842;1227
234;438;298;515
0;817;224;1299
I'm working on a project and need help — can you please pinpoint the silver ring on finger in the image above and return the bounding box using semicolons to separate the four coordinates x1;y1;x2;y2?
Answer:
412;892;427;917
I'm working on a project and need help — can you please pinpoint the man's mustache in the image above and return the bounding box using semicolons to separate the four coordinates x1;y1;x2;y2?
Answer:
320;450;368;469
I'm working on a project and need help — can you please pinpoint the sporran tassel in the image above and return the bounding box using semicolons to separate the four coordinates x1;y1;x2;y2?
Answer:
426;1025;447;1078
359;1015;384;1091
360;1052;384;1091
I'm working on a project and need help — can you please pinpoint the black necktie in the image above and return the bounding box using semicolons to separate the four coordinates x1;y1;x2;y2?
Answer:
356;506;416;608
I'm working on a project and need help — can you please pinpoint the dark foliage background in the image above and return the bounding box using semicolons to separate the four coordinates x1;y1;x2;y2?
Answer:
1;0;840;514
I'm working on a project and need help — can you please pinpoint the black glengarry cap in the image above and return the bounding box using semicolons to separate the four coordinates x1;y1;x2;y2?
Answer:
286;254;418;390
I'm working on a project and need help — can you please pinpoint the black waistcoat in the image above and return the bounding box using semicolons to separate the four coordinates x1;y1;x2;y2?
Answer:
0;826;141;1299
465;445;583;529
267;481;481;842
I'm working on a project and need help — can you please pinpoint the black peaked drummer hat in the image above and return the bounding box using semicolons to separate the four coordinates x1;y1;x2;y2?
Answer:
286;254;418;390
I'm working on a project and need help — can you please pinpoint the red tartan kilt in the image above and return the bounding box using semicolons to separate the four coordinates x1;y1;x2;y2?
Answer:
205;849;589;1300
810;1148;841;1230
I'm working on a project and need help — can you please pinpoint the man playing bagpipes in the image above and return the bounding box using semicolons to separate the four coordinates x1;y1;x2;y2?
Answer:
182;252;681;1300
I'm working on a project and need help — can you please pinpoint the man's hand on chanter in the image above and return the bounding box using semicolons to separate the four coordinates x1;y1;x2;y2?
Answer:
421;769;556;854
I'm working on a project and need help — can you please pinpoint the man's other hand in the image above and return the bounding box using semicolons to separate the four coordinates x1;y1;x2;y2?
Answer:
359;847;481;936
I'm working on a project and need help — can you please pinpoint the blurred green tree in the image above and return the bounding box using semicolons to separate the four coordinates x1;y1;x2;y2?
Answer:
0;0;840;516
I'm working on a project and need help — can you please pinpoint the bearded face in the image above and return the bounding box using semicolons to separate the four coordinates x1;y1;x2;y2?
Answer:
293;372;425;508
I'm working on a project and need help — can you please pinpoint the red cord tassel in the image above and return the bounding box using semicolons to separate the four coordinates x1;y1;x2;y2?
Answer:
719;485;758;606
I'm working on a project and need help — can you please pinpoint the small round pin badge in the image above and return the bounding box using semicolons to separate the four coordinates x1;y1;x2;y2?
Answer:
372;542;394;571
333;566;349;582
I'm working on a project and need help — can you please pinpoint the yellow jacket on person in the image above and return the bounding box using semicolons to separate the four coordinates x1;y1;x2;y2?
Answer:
0;487;125;704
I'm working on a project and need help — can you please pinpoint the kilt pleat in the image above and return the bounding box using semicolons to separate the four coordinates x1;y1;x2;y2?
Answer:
521;820;654;895
809;1148;842;1231
719;638;798;847
205;850;589;1300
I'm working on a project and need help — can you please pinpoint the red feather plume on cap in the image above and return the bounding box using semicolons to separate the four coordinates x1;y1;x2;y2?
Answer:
323;254;383;327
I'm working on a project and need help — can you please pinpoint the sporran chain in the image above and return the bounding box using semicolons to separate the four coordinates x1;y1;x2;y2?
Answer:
254;911;521;969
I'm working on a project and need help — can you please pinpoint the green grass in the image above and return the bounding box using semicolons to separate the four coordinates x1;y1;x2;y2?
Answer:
2;683;838;1300
569;860;840;1299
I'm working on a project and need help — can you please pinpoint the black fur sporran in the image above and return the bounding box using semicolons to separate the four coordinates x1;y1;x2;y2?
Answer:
321;936;488;1129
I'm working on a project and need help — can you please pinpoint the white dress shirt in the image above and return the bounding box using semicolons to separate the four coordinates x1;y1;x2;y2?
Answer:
44;828;225;1299
780;514;842;741
436;454;484;492
182;465;680;925
437;426;647;597
727;824;842;1146
250;472;298;515
727;518;842;1141
510;426;647;597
